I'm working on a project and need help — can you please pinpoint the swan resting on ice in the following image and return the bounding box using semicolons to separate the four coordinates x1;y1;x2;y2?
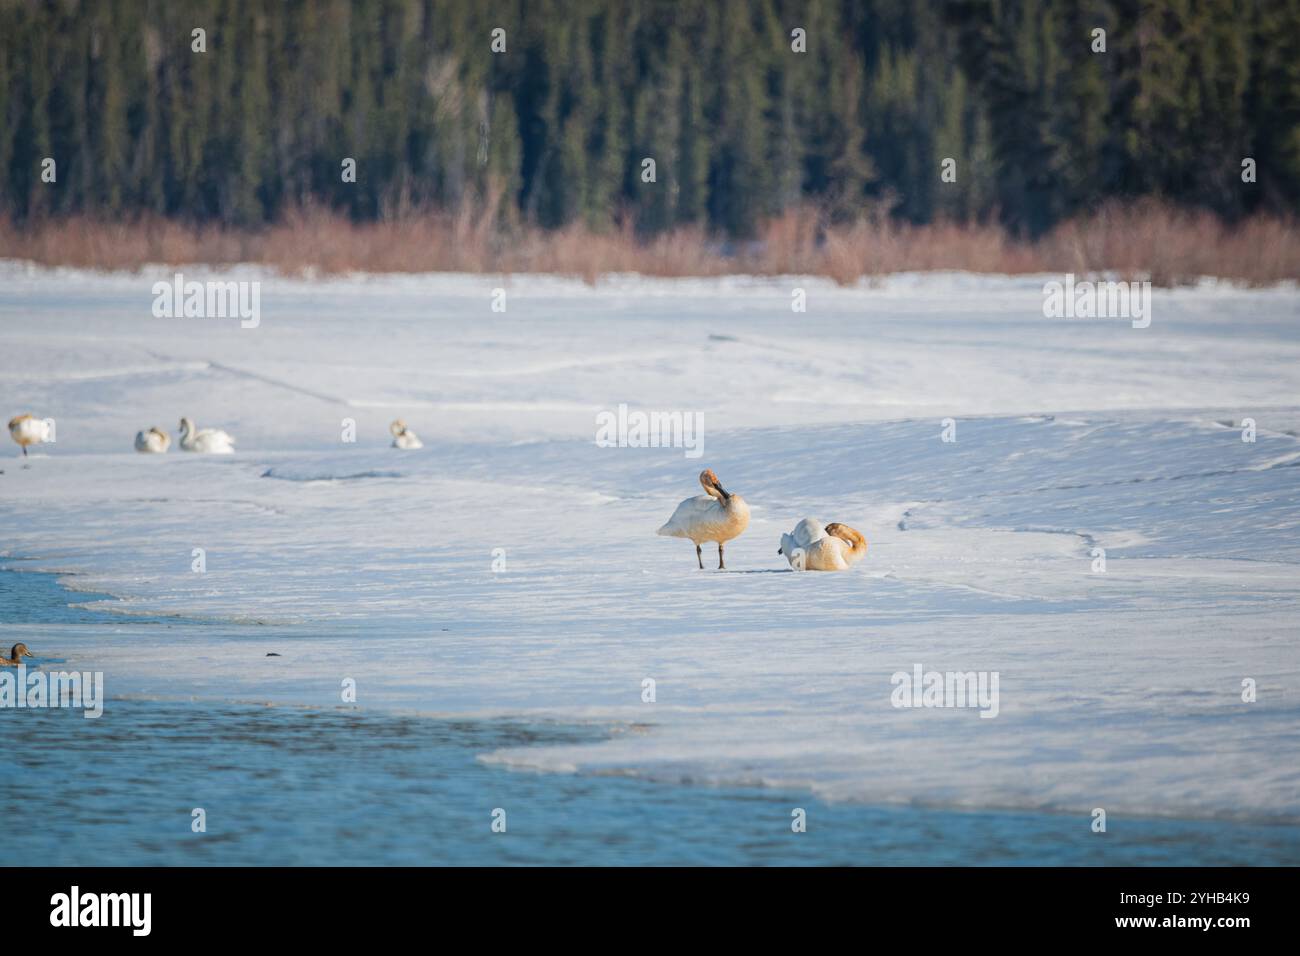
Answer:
178;417;236;454
390;419;423;449
8;414;51;456
657;468;750;569
778;518;868;571
134;427;171;453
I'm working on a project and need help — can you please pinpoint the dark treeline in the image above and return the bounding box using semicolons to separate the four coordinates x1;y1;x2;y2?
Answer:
1;0;1297;237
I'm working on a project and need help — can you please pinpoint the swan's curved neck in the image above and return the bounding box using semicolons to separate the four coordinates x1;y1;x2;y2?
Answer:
835;526;867;555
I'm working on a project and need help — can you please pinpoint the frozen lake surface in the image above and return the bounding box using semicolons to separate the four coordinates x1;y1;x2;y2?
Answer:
2;266;1298;862
9;688;1299;866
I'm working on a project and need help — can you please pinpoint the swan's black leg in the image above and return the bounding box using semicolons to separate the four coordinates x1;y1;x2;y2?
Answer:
696;544;703;569
718;542;725;570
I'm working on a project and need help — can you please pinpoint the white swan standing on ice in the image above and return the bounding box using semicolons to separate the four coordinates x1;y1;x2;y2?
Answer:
178;417;236;454
778;518;868;571
134;427;171;453
657;469;750;569
8;414;51;457
390;419;423;449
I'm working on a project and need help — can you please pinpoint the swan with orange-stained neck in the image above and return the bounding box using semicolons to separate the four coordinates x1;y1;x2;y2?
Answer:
778;518;868;571
657;469;750;570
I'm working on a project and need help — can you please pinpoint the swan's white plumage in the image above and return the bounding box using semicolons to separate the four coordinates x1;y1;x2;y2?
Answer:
780;518;828;563
658;494;743;541
390;419;423;449
779;518;867;571
657;469;750;568
179;417;235;454
9;413;51;455
134;427;171;453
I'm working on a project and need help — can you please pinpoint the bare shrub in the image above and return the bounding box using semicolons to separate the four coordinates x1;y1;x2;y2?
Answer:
1;202;1295;286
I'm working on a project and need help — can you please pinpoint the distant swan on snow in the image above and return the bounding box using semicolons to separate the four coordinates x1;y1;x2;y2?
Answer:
390;419;423;450
657;469;750;569
8;413;51;457
134;427;171;453
778;518;868;571
178;417;235;454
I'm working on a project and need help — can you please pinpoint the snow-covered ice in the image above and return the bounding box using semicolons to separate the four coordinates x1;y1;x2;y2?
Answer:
2;265;1298;823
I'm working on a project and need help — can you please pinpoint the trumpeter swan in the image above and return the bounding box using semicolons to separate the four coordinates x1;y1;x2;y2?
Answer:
8;414;51;457
178;417;235;454
390;419;423;449
134;427;171;453
778;518;868;571
657;468;750;569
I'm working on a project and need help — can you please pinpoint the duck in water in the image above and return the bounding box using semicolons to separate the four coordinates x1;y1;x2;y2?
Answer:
1;643;33;666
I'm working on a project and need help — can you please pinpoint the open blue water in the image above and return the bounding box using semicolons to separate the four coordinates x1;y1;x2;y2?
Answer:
2;568;1298;865
0;566;130;625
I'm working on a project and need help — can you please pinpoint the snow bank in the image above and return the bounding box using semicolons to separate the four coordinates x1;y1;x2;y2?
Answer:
2;267;1298;821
